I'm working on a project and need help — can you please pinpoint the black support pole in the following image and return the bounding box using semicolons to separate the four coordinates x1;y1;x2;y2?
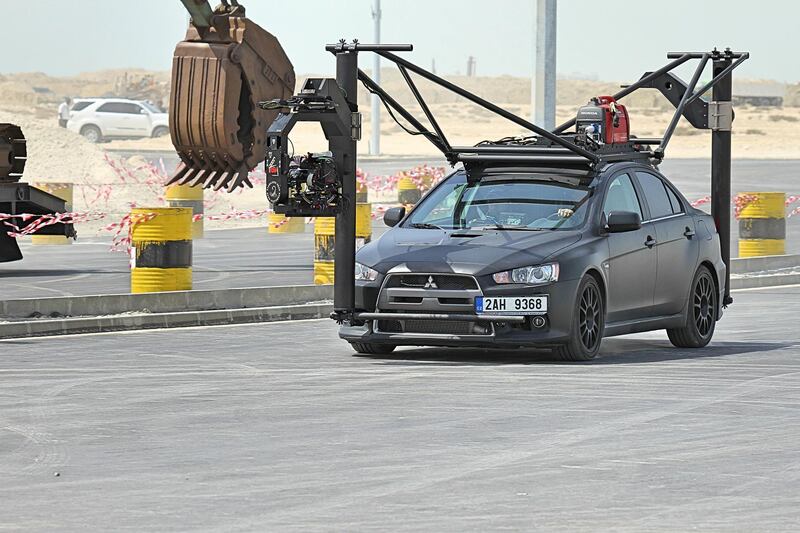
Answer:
711;53;733;306
333;49;358;314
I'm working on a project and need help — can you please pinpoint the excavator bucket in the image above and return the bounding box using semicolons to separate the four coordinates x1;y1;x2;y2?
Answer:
169;1;295;192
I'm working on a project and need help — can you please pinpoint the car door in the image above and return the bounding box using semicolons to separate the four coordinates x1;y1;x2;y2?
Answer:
602;172;657;323
95;102;126;136
117;102;151;136
635;171;699;317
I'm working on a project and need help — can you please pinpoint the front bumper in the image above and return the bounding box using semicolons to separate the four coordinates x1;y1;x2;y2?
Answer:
340;273;582;348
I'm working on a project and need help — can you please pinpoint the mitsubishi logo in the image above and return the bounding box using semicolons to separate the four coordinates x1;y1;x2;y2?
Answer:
424;276;438;289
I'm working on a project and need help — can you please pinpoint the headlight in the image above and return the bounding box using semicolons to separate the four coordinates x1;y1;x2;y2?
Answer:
493;262;559;285
354;262;379;281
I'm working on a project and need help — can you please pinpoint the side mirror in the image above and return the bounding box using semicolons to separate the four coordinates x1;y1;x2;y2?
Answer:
606;211;642;233
383;206;406;227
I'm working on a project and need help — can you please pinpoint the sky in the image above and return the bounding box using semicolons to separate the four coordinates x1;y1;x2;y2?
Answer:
6;0;798;82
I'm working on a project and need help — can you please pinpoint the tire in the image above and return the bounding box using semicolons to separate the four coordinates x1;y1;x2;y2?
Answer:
80;125;102;143
350;342;396;355
667;266;717;348
554;275;605;361
152;126;169;138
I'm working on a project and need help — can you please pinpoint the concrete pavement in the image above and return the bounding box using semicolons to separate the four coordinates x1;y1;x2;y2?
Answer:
1;284;799;531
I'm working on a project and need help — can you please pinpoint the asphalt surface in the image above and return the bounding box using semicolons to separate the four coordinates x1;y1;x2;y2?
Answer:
1;284;799;531
2;157;798;299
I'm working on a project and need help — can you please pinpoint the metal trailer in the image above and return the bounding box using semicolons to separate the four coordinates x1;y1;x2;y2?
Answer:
0;124;75;262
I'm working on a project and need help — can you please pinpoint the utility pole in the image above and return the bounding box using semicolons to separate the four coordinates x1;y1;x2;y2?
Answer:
370;0;381;155
531;0;556;129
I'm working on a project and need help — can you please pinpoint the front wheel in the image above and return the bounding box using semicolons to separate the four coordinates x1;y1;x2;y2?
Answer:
554;275;604;361
80;125;102;143
667;266;717;348
350;342;396;355
152;126;169;138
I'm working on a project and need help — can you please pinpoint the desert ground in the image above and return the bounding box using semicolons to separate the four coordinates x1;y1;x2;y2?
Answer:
2;69;798;236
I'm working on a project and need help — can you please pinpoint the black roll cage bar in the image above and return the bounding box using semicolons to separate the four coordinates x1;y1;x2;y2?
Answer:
313;41;747;320
341;43;747;168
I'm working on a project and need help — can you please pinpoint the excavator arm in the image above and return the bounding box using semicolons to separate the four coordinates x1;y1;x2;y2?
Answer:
168;0;295;192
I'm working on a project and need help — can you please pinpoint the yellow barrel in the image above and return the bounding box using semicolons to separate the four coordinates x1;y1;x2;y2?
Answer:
130;207;192;293
31;182;72;245
268;212;305;234
313;204;372;284
738;192;785;258
165;183;204;238
398;175;421;205
356;179;369;203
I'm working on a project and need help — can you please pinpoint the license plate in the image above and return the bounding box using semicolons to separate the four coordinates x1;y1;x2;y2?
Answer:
475;296;548;315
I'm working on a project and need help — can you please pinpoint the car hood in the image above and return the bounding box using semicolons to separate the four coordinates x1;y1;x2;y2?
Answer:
358;227;581;277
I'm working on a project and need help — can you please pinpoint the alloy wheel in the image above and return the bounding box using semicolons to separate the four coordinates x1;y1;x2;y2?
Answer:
693;273;715;337
579;283;601;350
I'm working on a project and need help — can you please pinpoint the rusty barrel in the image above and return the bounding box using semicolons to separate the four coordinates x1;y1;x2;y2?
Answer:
398;176;421;205
356;178;368;203
738;192;785;258
130;207;192;293
313;204;372;285
268;212;305;234
165;183;204;238
31;182;72;245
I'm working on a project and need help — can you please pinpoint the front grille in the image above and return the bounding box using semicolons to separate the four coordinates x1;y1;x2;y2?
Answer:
386;274;478;290
375;273;490;336
438;297;470;305
377;318;487;335
377;319;403;332
405;319;477;335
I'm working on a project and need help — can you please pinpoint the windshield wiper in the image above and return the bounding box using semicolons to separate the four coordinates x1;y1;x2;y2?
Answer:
471;224;542;231
409;222;446;230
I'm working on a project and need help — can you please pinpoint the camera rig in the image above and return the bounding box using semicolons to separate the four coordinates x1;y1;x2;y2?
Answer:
261;78;358;217
260;42;747;321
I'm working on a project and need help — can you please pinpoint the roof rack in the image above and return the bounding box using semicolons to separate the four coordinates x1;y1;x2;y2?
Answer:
354;46;747;171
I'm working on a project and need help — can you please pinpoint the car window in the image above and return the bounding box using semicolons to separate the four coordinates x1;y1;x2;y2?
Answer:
636;172;674;219
96;102;142;114
603;174;642;220
405;171;592;230
140;101;161;113
418;182;468;224
97;102;122;113
664;183;684;214
71;101;93;112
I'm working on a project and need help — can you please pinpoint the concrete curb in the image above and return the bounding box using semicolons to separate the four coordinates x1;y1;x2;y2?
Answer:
0;302;334;339
1;285;333;319
731;254;800;274
731;274;800;290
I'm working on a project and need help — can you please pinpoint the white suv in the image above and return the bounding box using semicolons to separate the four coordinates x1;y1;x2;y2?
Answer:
67;98;169;143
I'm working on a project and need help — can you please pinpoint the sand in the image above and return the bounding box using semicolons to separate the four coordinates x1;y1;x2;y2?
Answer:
2;69;799;236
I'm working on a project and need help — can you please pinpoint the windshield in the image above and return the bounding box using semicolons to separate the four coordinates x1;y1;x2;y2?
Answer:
404;171;592;231
140;101;162;113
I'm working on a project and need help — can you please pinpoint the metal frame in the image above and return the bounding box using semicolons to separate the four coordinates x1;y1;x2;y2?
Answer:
293;43;748;319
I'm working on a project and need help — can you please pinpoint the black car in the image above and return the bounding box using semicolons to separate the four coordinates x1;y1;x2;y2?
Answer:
340;162;725;360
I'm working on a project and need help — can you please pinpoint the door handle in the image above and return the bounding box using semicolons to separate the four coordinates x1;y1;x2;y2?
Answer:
684;226;696;239
645;236;657;248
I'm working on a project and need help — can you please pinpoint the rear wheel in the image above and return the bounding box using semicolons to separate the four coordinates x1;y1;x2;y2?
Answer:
350;342;396;355
80;125;102;143
554;275;604;361
667;266;716;348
